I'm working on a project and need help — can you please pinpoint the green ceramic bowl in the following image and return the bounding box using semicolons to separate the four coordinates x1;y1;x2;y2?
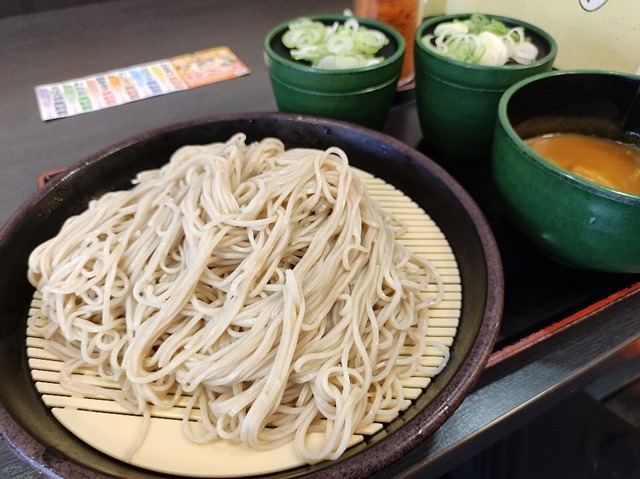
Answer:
414;13;557;159
492;70;640;273
264;15;405;130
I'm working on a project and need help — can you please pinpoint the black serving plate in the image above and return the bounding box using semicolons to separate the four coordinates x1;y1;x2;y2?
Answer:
0;113;503;479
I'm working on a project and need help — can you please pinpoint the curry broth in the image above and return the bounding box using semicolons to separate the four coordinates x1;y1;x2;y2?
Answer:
525;133;640;196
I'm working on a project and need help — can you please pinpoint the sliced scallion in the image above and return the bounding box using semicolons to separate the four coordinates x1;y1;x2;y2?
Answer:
283;17;390;69
422;14;539;66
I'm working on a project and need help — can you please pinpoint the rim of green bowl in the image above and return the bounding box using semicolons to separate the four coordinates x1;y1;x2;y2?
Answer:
415;13;558;72
264;14;405;74
497;69;640;205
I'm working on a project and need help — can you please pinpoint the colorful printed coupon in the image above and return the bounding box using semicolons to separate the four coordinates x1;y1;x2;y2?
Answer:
35;46;250;121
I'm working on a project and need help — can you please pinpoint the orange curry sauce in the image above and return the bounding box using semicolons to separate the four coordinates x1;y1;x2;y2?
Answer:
525;133;640;196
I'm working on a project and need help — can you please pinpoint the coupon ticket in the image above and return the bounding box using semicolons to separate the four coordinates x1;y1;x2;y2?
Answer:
35;46;251;121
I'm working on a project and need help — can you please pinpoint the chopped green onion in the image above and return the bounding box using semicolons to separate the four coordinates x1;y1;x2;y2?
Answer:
354;29;389;55
434;20;468;37
344;17;360;31
422;14;539;66
326;33;355;54
476;31;509;66
282;17;389;69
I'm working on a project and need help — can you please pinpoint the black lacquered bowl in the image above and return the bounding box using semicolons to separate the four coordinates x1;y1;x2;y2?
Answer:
0;113;503;479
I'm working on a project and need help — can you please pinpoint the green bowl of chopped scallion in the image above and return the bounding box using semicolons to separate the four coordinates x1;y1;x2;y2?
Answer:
264;15;405;130
414;13;557;159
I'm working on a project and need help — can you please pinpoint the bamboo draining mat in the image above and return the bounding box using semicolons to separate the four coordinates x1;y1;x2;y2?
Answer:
26;168;461;477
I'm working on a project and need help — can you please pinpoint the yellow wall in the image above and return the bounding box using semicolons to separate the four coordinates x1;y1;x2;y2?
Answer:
421;0;640;74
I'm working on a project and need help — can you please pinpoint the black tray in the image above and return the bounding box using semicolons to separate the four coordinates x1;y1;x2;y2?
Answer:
415;128;640;353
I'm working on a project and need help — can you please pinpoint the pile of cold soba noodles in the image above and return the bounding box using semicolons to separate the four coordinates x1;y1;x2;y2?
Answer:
27;134;446;463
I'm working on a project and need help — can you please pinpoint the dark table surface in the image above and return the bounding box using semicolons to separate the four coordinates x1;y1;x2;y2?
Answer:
1;1;639;478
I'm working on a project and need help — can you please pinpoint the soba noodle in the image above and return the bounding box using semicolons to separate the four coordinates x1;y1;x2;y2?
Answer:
27;134;447;463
